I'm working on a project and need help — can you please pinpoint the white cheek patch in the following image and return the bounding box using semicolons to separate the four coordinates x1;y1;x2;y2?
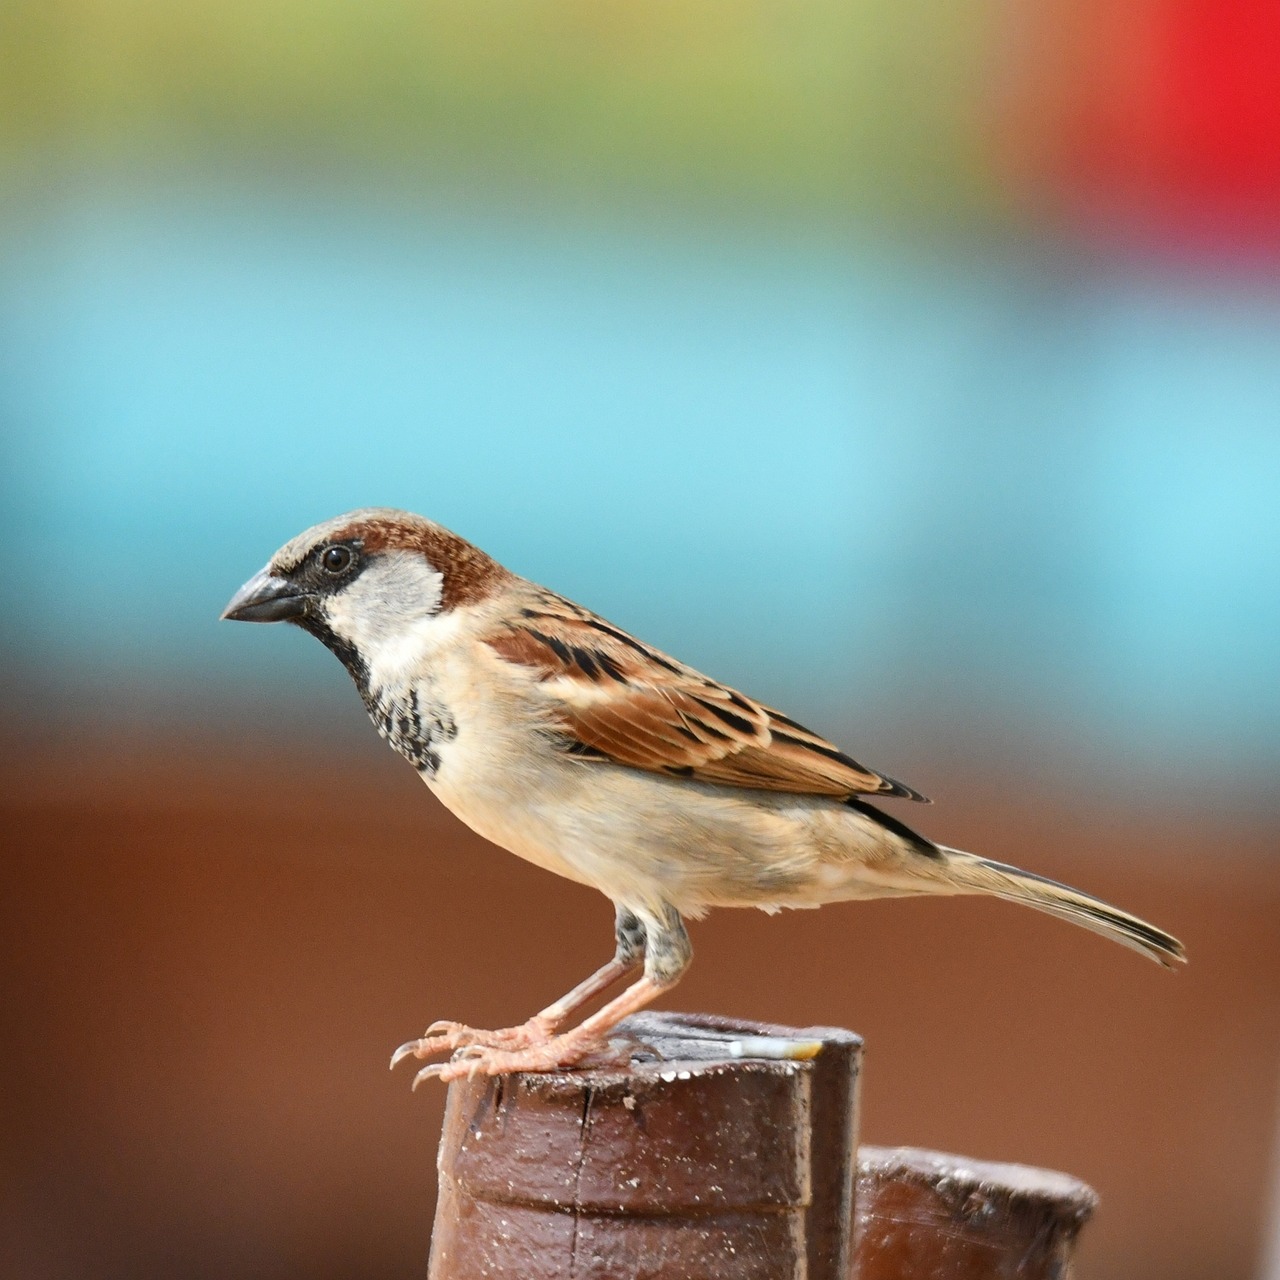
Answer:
322;551;445;670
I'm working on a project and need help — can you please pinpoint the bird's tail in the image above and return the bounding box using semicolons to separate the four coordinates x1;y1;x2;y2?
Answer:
938;847;1186;970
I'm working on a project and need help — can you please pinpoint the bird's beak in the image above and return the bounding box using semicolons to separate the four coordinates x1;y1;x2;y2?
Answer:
221;569;311;623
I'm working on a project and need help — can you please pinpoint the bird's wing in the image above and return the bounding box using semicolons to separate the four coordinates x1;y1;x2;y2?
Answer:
485;594;927;802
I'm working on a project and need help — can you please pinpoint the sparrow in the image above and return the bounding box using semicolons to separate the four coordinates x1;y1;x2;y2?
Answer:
223;508;1185;1085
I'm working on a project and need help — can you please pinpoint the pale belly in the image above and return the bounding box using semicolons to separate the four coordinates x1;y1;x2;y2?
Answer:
421;717;611;892
420;720;935;917
426;771;599;888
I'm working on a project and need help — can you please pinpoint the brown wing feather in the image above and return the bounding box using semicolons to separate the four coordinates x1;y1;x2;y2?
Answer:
485;595;928;802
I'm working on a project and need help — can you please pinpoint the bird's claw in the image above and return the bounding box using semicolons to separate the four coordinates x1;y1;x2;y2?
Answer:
390;1016;559;1074
388;1029;468;1069
389;1038;431;1070
410;1062;449;1091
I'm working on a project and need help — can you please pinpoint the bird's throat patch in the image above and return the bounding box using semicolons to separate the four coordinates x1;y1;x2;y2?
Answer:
364;684;458;778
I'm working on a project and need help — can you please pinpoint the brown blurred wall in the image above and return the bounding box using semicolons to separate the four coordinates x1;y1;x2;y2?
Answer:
2;729;1278;1280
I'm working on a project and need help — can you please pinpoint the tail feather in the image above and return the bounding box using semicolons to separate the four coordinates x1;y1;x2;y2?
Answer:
940;848;1187;970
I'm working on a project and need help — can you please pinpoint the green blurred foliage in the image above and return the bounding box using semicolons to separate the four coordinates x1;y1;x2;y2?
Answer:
0;0;1004;220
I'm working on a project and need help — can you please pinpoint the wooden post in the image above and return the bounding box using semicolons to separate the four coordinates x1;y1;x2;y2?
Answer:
855;1145;1098;1279
425;1013;1099;1279
427;1012;862;1280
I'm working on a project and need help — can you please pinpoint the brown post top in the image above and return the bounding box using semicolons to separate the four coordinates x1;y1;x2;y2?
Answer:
856;1144;1099;1279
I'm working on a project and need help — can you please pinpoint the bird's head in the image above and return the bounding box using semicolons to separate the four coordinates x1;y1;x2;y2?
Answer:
222;508;508;684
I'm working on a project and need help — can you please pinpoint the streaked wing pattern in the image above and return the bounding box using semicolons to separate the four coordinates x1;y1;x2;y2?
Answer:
485;593;927;802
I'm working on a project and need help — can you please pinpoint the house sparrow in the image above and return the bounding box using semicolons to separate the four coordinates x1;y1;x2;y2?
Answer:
223;508;1185;1085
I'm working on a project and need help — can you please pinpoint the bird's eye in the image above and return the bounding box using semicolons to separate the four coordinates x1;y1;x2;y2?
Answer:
321;545;353;574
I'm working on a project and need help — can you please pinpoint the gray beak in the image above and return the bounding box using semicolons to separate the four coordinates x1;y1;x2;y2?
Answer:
221;568;311;623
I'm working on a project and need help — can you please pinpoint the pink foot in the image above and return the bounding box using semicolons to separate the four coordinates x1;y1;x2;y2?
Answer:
410;1028;633;1088
389;1015;556;1071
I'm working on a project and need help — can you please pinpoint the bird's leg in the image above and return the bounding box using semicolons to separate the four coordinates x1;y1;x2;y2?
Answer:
415;906;691;1085
390;906;648;1069
532;904;648;1030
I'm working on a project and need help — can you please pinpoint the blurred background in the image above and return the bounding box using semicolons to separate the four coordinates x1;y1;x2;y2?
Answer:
2;3;1278;1278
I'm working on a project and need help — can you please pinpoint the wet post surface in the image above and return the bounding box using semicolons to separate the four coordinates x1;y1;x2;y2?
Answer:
427;1012;862;1280
855;1145;1099;1279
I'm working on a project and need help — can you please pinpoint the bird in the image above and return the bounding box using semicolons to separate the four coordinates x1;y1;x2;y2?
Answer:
222;508;1185;1086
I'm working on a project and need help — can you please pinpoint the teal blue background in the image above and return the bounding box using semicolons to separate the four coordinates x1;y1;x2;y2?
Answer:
4;181;1278;792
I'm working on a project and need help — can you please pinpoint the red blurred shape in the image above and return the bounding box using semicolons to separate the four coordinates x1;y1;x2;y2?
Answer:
1000;0;1280;247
